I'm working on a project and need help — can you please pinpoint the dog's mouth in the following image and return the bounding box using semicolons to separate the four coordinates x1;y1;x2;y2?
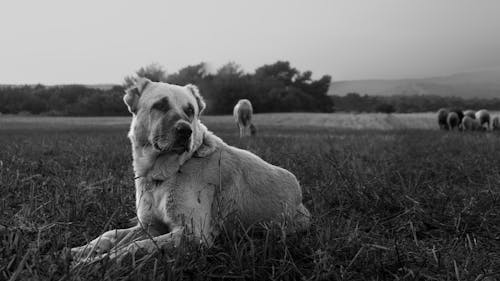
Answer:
171;144;188;154
171;133;191;154
153;140;189;155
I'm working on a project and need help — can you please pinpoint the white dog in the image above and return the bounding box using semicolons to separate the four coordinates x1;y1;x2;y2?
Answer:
71;78;310;263
233;99;254;137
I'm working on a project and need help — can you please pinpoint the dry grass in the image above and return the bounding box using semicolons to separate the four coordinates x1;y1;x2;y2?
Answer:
206;112;440;130
1;114;500;280
0;112;451;131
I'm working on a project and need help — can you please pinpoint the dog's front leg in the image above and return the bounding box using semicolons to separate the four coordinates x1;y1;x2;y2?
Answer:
107;226;186;263
108;224;217;263
71;225;146;263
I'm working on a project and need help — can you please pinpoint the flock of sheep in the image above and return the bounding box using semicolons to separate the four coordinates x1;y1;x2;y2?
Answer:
437;108;500;131
234;100;500;134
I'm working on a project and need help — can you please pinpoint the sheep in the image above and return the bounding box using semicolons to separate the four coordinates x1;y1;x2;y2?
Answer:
460;115;482;131
475;109;491;130
492;116;500;131
437;108;449;130
463;110;476;119
447;112;460;131
450;109;464;125
233;99;254;137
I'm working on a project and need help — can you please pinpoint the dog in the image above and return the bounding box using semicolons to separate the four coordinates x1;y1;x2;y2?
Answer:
233;99;254;137
70;78;310;263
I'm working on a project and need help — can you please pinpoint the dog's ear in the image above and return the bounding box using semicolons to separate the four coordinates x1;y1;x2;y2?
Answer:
123;87;140;114
136;77;152;93
186;84;206;116
123;77;152;114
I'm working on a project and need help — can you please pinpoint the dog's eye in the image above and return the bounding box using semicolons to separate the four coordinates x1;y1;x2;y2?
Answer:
184;104;194;117
151;97;170;112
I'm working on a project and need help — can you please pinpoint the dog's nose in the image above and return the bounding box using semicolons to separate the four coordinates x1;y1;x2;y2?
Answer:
176;124;192;138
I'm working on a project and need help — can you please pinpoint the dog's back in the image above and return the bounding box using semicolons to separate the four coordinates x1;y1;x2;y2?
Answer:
178;134;308;230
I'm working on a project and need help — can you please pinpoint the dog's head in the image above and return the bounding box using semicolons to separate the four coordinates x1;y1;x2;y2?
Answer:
124;78;206;155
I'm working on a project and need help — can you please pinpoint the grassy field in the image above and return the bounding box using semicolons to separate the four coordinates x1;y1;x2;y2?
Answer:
1;113;500;280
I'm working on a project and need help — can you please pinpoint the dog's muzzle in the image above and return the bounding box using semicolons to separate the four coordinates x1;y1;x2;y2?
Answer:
172;123;192;154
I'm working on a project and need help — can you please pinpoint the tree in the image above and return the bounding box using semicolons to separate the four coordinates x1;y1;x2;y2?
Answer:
254;61;298;86
209;63;251;114
216;62;244;77
295;71;312;84
375;103;396;114
167;63;209;86
123;62;168;87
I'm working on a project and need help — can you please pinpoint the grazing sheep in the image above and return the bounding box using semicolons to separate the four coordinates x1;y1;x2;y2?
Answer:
437;108;449;130
492;116;500;131
460;116;482;131
475;109;491;130
463;110;476;119
233;99;254;137
447;112;460;130
450;109;464;125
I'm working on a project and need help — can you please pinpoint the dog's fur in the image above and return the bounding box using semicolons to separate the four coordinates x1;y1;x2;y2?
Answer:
70;78;310;263
233;99;254;137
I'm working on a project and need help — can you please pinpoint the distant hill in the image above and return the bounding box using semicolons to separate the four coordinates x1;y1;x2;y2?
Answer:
328;70;500;99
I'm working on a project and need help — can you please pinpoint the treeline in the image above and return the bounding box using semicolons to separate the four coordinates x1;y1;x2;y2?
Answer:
129;61;333;114
0;61;333;116
2;61;500;116
332;93;500;113
0;84;128;116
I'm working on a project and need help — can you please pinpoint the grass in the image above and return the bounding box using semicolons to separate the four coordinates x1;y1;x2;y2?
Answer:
1;114;500;280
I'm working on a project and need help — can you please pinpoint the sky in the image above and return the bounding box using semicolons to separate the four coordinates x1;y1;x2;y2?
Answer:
1;0;499;84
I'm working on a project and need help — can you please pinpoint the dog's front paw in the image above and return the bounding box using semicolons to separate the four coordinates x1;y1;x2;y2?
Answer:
70;237;114;263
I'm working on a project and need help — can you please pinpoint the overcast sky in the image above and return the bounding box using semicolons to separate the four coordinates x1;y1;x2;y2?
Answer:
1;0;499;84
